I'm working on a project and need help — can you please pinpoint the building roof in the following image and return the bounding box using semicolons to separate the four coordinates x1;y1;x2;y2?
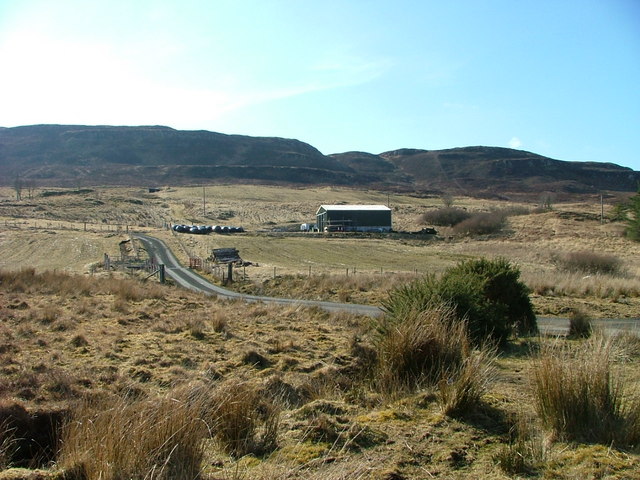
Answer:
317;204;391;212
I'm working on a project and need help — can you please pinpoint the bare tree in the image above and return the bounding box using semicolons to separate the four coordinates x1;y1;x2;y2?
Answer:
539;192;555;211
13;175;23;201
25;179;36;199
441;193;454;208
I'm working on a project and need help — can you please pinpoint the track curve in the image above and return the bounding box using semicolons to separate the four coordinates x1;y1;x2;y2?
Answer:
134;233;640;336
134;233;383;317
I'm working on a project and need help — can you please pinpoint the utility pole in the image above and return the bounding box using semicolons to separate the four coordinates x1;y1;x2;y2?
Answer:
600;193;604;224
202;186;206;217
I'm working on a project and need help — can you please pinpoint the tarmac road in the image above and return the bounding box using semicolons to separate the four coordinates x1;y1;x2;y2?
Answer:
134;234;382;317
134;233;640;336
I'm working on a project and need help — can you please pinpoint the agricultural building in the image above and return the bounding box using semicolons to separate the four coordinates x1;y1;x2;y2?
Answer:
315;205;392;232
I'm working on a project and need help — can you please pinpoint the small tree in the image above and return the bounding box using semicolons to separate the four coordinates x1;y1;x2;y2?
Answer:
626;188;640;241
13;175;22;201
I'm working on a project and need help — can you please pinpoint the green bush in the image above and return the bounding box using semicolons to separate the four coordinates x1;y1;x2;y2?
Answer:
382;257;537;345
625;189;640;241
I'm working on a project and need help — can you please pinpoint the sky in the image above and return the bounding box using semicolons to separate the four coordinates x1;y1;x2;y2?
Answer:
0;0;639;171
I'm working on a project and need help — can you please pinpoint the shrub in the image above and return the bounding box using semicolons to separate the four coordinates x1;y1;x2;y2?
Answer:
420;207;471;227
531;336;640;446
452;211;506;236
568;309;592;339
383;257;537;345
553;250;622;276
624;188;640;241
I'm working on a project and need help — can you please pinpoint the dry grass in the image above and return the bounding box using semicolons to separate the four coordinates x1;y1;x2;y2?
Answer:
60;387;210;480
531;336;640;446
210;379;280;457
2;186;640;478
437;342;497;416
0;268;638;478
373;305;471;396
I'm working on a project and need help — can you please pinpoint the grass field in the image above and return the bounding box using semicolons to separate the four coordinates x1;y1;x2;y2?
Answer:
0;185;639;479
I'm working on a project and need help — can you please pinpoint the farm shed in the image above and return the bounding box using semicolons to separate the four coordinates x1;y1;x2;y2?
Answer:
210;248;242;264
316;205;392;232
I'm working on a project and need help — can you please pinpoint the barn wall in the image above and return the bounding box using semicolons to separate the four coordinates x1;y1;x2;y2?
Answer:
316;207;392;232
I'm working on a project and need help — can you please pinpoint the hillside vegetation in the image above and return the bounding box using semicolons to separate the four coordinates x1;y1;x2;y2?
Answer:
2;125;639;195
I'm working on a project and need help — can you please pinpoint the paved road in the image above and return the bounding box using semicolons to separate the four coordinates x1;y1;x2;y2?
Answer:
134;234;383;317
134;233;640;335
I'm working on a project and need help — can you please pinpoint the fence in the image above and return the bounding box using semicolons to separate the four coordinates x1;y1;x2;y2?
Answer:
103;253;165;283
186;254;421;284
1;218;147;233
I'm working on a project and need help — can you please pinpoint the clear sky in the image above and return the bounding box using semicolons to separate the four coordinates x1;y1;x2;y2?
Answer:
1;0;639;170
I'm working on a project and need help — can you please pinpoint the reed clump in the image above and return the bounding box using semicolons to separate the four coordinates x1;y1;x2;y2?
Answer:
531;336;640;446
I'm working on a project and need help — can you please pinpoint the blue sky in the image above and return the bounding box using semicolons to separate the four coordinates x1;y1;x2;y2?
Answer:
1;0;638;171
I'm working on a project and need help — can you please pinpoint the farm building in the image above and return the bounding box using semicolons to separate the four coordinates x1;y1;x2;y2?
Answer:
316;205;392;232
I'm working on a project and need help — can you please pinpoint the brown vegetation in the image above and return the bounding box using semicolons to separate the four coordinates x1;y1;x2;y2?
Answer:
0;267;638;479
1;185;640;478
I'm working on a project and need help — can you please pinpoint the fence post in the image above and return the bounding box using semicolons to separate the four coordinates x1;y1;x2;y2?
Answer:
159;264;165;284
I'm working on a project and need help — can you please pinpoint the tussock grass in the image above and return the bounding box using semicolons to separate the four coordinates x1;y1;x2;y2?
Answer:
60;387;211;480
210;379;280;457
524;270;640;298
568;309;593;339
494;412;547;475
531;336;640;446
373;304;469;396
553;250;623;276
372;304;496;416
437;342;497;416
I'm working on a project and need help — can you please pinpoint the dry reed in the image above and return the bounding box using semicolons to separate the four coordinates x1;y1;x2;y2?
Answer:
531;336;640;446
60;387;212;480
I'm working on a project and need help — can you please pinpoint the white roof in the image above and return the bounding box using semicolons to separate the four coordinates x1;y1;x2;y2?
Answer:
318;204;391;211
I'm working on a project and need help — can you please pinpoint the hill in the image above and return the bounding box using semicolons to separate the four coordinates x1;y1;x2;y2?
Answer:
1;125;638;195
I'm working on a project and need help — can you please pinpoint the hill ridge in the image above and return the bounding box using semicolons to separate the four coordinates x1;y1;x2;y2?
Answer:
1;124;638;195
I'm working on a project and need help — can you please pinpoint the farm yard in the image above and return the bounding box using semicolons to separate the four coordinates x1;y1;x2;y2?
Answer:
2;185;636;318
0;184;639;479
